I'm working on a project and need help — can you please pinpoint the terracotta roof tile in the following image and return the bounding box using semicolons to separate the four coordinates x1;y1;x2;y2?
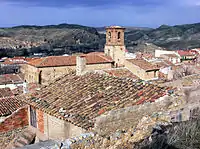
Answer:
152;60;175;69
28;53;113;68
127;59;159;71
0;74;24;85
0;88;14;98
18;73;170;130
103;68;139;80
136;52;154;60
0;97;25;116
177;50;196;56
2;57;40;65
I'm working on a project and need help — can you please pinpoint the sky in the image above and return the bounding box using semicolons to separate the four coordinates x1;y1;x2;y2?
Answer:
0;0;200;28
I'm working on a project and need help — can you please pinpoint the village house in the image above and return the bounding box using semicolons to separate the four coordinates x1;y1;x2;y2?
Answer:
177;50;197;62
160;54;181;64
25;53;114;85
18;72;170;141
155;49;178;58
1;57;39;74
125;59;159;80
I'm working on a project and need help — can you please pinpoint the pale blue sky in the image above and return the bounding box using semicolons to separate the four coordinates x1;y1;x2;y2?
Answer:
0;0;200;27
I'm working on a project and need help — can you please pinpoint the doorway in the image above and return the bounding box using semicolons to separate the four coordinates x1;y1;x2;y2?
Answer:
30;106;37;128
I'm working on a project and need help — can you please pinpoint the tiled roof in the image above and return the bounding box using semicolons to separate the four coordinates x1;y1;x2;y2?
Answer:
177;50;196;57
0;97;25;116
103;68;139;80
11;86;24;95
106;26;125;29
2;57;39;65
126;59;159;71
0;73;24;85
18;73;170;130
0;88;14;98
136;52;154;60
28;53;113;68
152;60;174;69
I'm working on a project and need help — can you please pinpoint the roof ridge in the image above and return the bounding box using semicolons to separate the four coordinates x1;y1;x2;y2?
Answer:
97;54;113;62
37;57;48;67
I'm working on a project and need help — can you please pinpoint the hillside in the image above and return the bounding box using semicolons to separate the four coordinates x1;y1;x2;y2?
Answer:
0;23;200;57
0;24;104;57
125;23;200;50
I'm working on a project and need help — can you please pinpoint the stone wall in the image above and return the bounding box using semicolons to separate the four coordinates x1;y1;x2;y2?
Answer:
20;64;27;74
94;97;171;136
25;63;112;85
104;45;126;66
155;50;177;57
0;106;28;133
24;64;39;83
85;63;113;71
125;60;158;80
105;27;125;46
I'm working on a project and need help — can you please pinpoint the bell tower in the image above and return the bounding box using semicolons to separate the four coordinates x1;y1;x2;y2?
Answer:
104;26;126;67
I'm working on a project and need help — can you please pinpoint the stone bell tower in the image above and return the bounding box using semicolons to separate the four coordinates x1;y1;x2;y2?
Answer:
104;26;126;67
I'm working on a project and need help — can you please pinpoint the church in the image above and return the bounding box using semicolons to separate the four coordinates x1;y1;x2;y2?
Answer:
24;26;159;85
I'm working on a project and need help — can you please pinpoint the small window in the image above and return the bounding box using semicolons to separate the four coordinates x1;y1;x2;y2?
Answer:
108;32;111;39
108;49;110;56
117;32;121;39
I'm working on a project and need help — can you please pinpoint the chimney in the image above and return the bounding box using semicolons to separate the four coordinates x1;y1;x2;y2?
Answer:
76;55;86;75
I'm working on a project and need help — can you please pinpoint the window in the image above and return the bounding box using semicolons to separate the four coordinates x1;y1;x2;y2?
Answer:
108;49;110;56
108;32;111;39
117;32;121;39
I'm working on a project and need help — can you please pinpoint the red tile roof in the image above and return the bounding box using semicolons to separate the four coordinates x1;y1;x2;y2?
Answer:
28;53;113;68
177;50;196;57
18;73;170;130
2;57;39;65
0;97;25;116
127;59;159;71
0;88;14;98
136;52;154;60
103;68;139;80
152;60;174;69
0;74;24;85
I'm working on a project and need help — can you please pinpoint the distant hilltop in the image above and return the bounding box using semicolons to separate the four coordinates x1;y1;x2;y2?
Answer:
0;22;200;57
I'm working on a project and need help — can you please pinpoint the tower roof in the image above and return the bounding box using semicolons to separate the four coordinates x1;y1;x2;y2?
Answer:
106;26;125;29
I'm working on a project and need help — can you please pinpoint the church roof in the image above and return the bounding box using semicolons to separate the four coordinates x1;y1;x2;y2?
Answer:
28;53;113;68
106;26;125;29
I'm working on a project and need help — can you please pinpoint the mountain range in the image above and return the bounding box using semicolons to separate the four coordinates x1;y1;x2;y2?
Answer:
0;22;200;57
